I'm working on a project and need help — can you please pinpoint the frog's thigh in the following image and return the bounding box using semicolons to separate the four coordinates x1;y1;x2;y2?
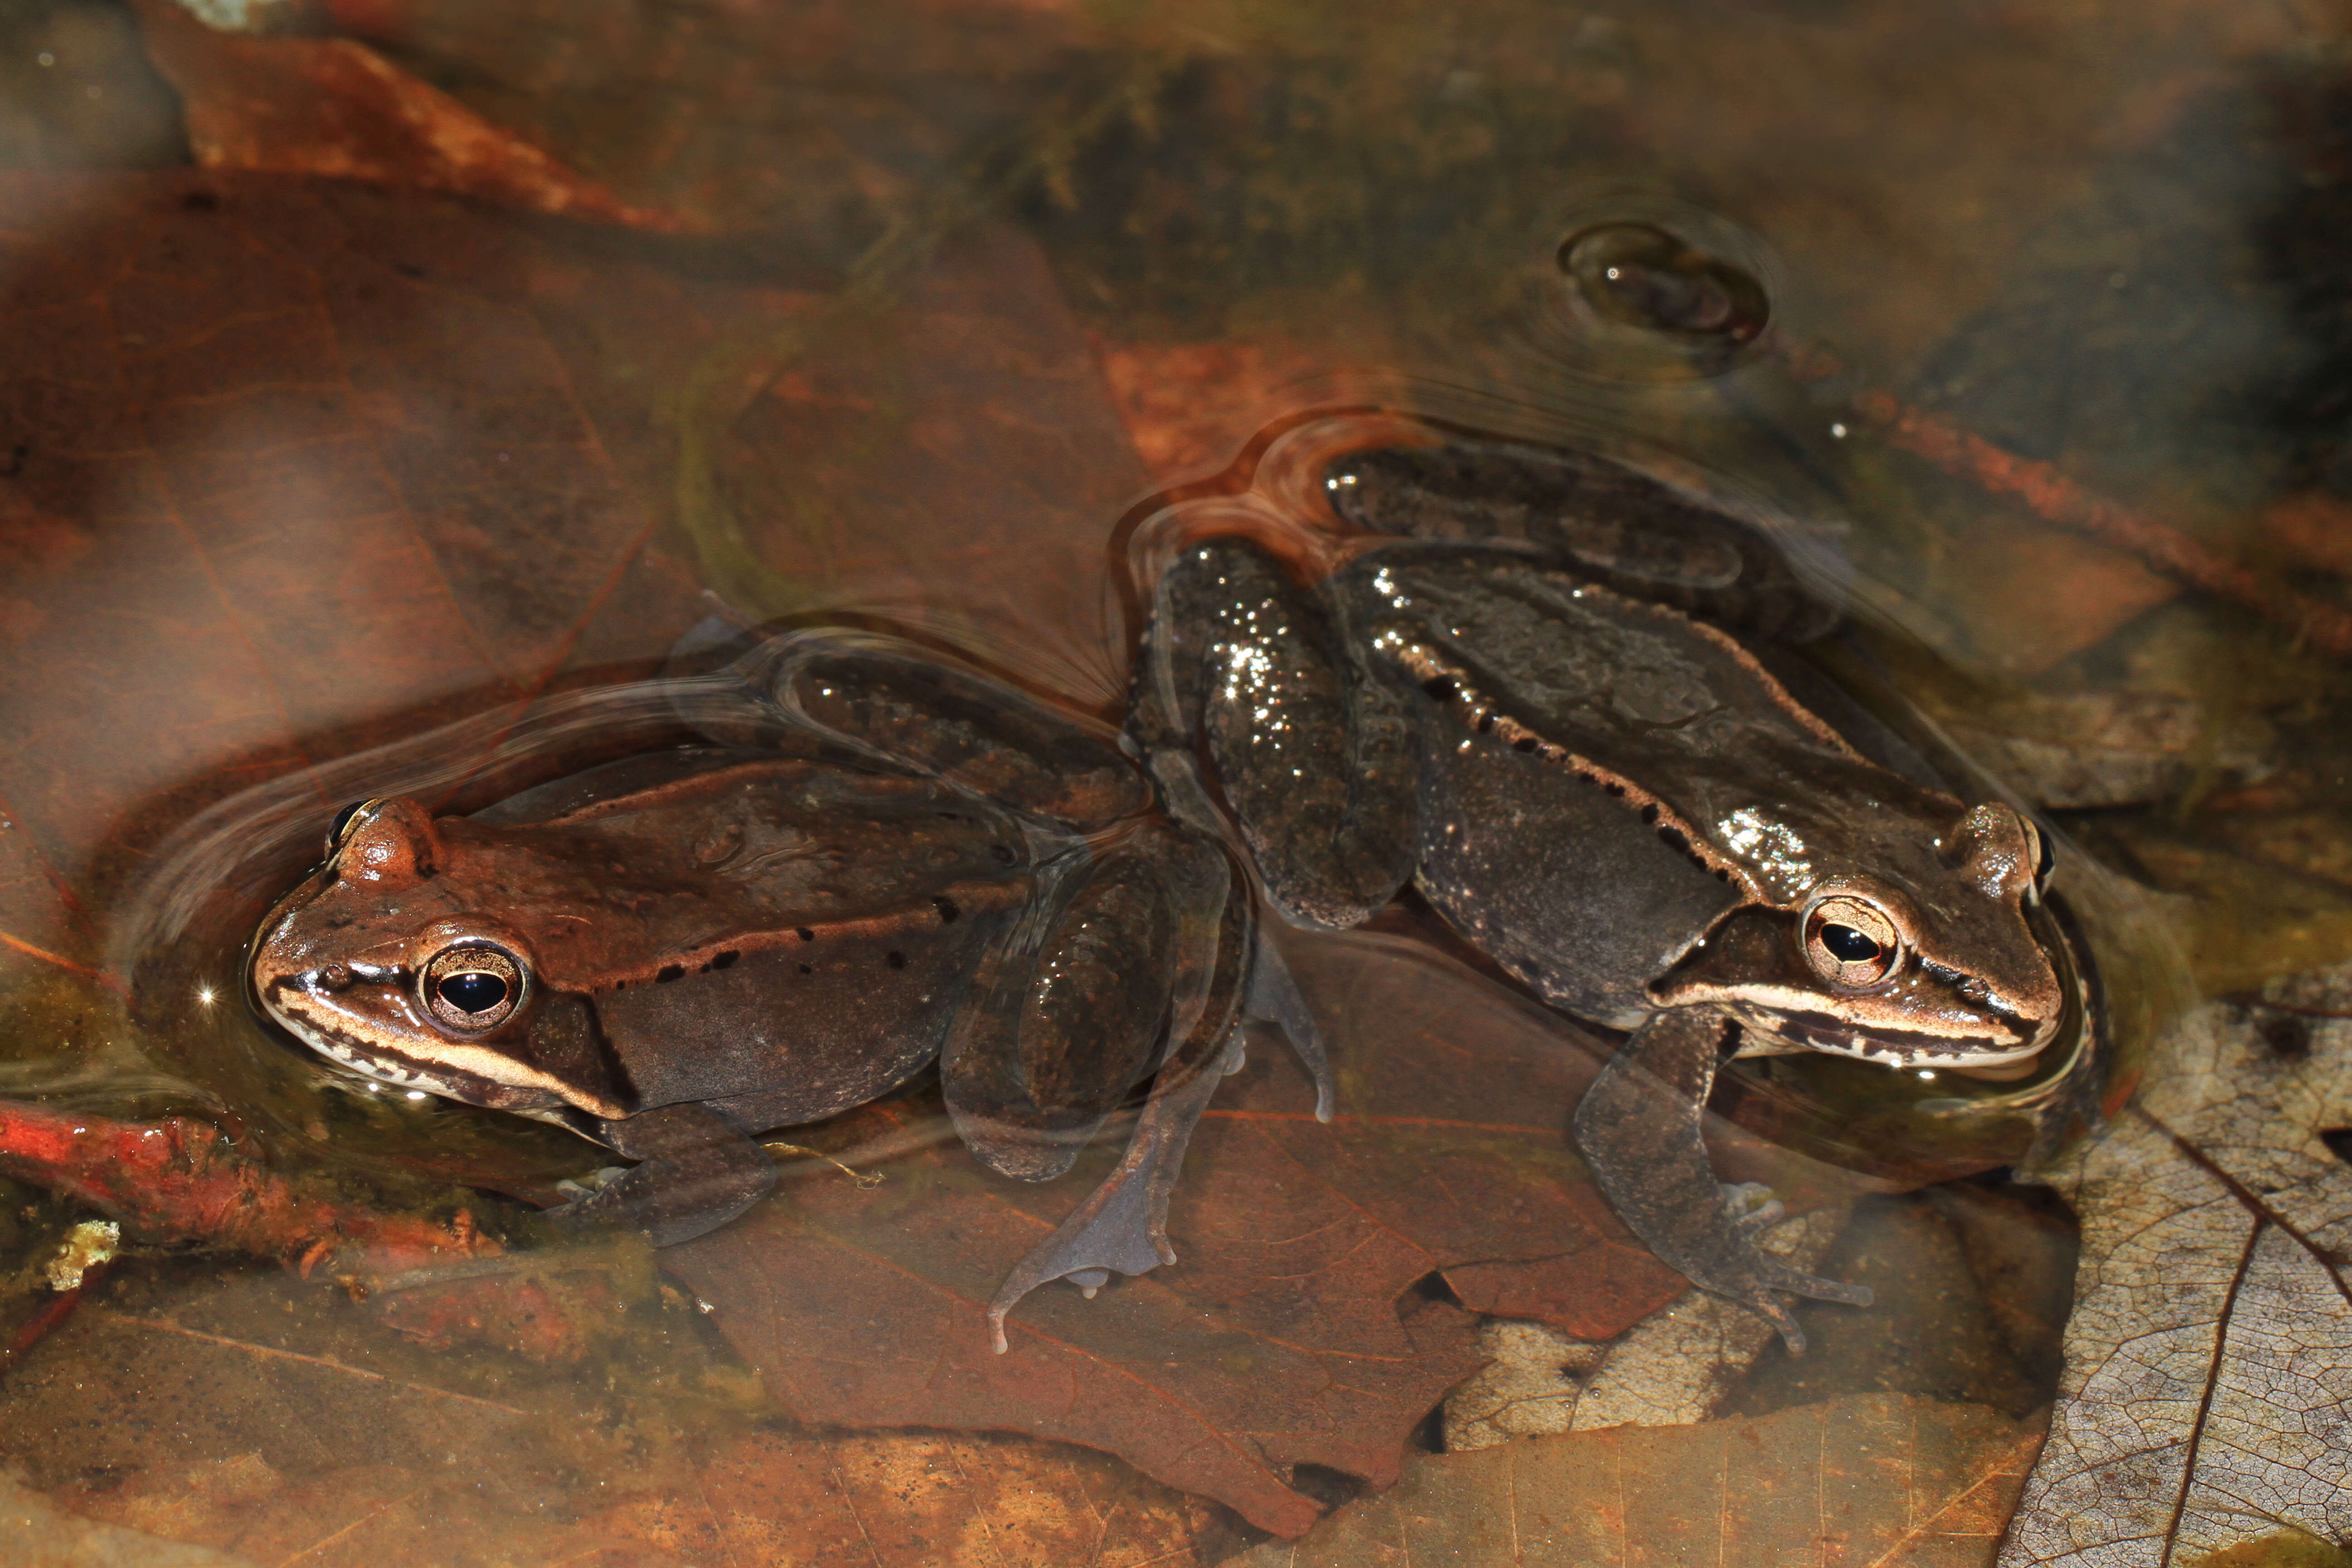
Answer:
1151;537;1418;928
757;632;1147;828
945;829;1196;1181
1572;1007;1871;1354
567;1102;778;1248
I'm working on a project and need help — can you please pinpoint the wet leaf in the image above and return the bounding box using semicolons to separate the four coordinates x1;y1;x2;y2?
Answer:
132;0;684;230
693;220;1154;695
0;1263;1245;1567
1442;1204;1849;1449
0;166;787;991
0;1470;248;1568
305;0;1099;243
665;932;1736;1537
1229;1392;2047;1567
1995;969;2352;1565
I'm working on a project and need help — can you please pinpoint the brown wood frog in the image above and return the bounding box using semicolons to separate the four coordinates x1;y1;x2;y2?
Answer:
251;632;1329;1349
1129;436;2100;1350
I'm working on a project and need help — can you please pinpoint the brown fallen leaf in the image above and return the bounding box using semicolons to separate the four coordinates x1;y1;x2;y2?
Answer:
3;1263;1245;1567
0;167;780;995
131;0;687;231
696;220;1156;694
301;0;1100;242
0;1469;251;1568
1995;971;2352;1566
1229;1391;2047;1567
1090;337;1408;486
660;929;1877;1538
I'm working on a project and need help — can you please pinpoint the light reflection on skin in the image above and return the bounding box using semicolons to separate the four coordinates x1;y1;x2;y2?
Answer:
1718;806;1813;892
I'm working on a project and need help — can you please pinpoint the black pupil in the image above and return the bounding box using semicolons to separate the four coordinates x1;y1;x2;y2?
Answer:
328;800;368;847
1821;924;1882;964
437;971;508;1014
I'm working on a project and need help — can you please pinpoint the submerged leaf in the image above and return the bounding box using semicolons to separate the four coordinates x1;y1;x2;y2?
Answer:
664;932;1719;1537
1233;1392;2046;1567
1996;970;2352;1565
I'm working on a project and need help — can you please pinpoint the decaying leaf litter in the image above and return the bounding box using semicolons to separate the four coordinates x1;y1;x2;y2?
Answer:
8;0;2352;1563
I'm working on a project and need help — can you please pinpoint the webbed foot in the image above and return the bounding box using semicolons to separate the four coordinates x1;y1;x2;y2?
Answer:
1245;929;1334;1121
984;1027;1241;1352
1573;1009;1871;1354
553;1102;777;1248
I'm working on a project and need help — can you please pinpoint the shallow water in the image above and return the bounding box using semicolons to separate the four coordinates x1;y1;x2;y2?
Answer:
2;1;2350;1563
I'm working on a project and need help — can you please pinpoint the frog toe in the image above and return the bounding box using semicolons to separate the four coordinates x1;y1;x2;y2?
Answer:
985;1170;1174;1353
1717;1181;1785;1235
553;1166;632;1204
1767;1262;1872;1309
1739;1292;1812;1356
558;1104;779;1248
1245;931;1334;1121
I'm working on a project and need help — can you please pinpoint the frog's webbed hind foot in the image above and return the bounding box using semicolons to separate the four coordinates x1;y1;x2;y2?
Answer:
552;1102;778;1249
1573;1009;1871;1355
984;1028;1241;1353
1245;927;1333;1121
984;862;1255;1354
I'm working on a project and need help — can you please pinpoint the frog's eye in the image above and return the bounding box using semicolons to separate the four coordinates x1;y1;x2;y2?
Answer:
1802;896;1903;990
327;799;382;858
421;945;524;1031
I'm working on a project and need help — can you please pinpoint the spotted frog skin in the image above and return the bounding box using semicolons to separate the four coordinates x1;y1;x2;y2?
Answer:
1129;437;2089;1349
252;632;1329;1349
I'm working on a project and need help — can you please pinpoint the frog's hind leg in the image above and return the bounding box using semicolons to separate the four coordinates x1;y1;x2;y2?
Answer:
981;835;1254;1353
1571;1007;1871;1353
732;628;1149;829
1129;535;1419;929
944;825;1208;1182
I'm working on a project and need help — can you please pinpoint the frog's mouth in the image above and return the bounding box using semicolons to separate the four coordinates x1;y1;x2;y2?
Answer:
257;972;568;1115
1739;1008;2058;1073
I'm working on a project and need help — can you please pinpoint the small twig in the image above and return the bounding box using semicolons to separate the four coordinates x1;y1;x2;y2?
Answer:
1778;340;2352;659
93;1310;533;1416
764;1141;886;1188
0;931;127;994
0;1262;108;1378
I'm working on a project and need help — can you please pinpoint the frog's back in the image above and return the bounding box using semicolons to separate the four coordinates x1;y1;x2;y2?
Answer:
467;748;1052;1127
1332;548;1955;1026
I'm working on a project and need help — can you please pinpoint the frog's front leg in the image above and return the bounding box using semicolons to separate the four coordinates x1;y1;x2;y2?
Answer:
1571;1007;1870;1353
1130;536;1419;928
558;1102;779;1248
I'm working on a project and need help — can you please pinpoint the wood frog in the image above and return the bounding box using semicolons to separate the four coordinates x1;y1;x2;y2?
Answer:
251;631;1330;1349
1129;436;2097;1350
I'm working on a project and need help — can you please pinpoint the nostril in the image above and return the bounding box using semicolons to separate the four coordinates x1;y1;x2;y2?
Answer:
317;963;353;992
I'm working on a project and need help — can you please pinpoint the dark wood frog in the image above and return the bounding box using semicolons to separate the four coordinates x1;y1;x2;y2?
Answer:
1129;436;2099;1350
251;632;1330;1349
